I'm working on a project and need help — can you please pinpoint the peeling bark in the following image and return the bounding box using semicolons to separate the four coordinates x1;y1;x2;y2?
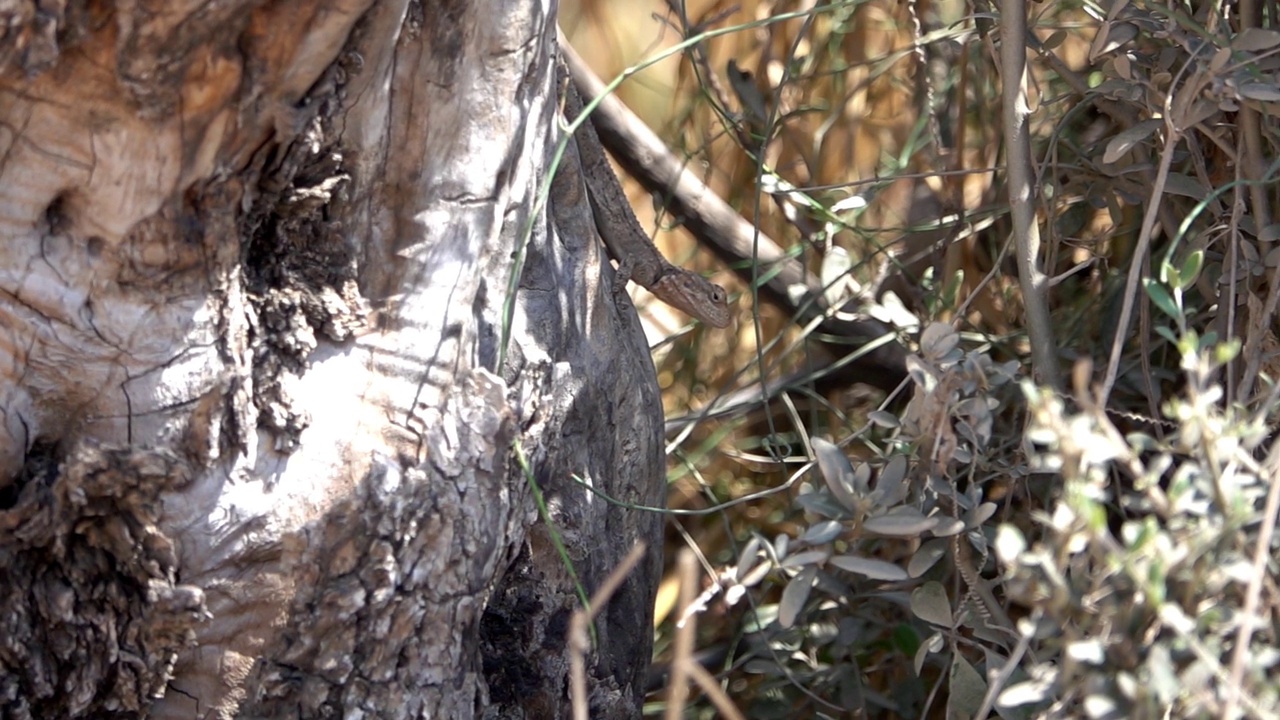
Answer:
0;1;662;718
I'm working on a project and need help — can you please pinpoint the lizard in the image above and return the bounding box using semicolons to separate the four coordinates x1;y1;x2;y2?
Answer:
555;44;733;329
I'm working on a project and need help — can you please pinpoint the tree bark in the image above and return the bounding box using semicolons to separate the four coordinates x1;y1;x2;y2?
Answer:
0;2;662;718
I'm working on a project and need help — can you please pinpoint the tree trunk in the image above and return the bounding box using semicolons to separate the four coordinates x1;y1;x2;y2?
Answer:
0;2;662;718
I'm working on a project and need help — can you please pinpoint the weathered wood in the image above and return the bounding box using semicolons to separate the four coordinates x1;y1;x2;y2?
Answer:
0;1;663;718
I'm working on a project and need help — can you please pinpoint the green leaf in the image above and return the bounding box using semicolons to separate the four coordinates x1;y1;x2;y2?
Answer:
811;437;862;511
1144;278;1180;320
1215;338;1242;364
778;566;816;629
829;554;908;580
965;501;998;529
914;632;942;676
892;623;922;656
908;539;949;577
920;321;960;359
1159;257;1181;289
941;269;965;309
781;550;831;569
1233;27;1280;51
1104;119;1162;164
949;655;988;717
735;537;761;581
1176;329;1200;357
862;510;941;537
910;582;953;626
867;410;900;428
1042;29;1068;50
799;520;844;546
871;455;909;508
999;677;1056;708
1178;250;1204;291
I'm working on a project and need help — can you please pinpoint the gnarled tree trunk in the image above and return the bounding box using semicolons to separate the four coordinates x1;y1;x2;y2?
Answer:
0;1;662;718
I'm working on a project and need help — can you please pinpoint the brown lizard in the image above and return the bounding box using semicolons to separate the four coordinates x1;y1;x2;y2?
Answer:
557;46;733;329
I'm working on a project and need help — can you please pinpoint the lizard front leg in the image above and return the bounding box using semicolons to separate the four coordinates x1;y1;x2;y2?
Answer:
612;254;635;306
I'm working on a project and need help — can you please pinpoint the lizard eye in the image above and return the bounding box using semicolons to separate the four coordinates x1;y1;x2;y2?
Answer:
712;286;727;303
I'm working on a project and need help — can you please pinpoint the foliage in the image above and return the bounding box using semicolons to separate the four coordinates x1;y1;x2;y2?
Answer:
1012;317;1277;718
566;0;1280;717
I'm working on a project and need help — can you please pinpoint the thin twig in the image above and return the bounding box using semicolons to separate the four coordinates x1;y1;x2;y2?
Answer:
1099;115;1180;405
999;0;1060;391
663;549;699;720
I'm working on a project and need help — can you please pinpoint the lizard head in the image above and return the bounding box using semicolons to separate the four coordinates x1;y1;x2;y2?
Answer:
653;271;733;329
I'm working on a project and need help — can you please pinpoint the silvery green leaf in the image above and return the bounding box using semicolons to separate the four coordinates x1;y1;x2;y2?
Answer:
828;554;908;581
1180;98;1220;129
774;533;789;561
956;397;993;444
1103;118;1162;164
1238;83;1280;102
964;528;988;553
906;355;939;392
920;321;959;359
850;461;871;495
948;655;987;717
910;581;953;626
1199;53;1233;91
915;632;945;675
965;502;998;529
1233;27;1280;51
1241;238;1261;266
742;604;779;634
794;491;849;519
735;536;762;582
830;194;868;213
930;516;966;537
998;677;1056;708
909;538;949;577
1042;29;1067;49
928;475;959;503
811;437;862;510
870;290;921;330
779;565;817;629
863;508;940;537
1266;245;1280;270
868;410;900;428
1159;172;1206;199
800;520;844;546
820;246;854;310
781;550;830;569
739;560;770;588
871;455;909;508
